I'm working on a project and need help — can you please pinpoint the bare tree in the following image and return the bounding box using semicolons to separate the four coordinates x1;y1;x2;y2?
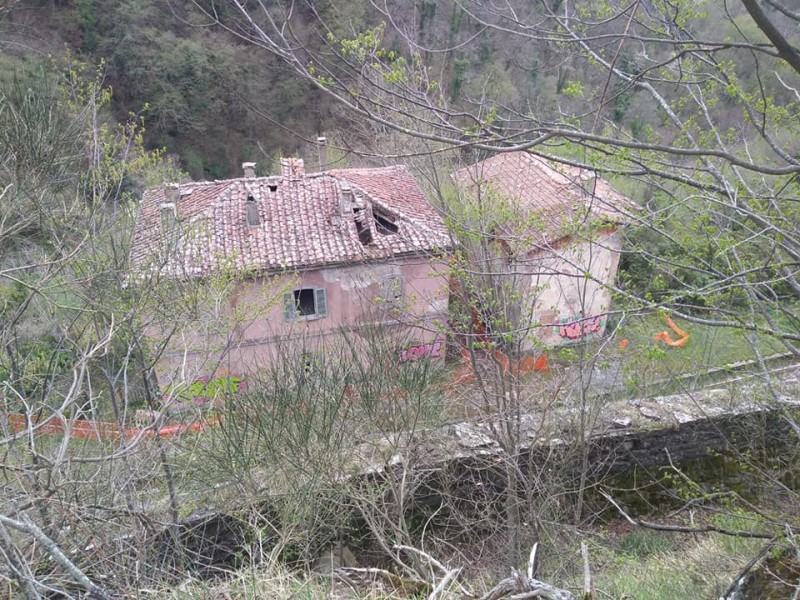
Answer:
186;0;800;588
192;0;799;343
0;60;207;597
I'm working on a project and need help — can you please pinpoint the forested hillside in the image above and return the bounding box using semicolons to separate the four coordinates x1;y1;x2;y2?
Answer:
2;1;778;178
2;0;336;177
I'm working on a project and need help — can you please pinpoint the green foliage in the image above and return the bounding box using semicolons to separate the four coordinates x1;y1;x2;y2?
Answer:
200;327;445;488
0;58;173;414
168;375;244;404
560;80;584;98
617;529;674;557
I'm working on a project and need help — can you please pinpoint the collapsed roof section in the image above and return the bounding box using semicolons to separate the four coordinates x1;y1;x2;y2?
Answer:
452;151;638;246
131;159;451;278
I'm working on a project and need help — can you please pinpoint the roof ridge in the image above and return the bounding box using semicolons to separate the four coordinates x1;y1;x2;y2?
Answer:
133;162;450;276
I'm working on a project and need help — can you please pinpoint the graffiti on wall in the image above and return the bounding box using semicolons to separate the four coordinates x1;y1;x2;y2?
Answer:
398;339;444;362
166;372;246;411
555;314;604;341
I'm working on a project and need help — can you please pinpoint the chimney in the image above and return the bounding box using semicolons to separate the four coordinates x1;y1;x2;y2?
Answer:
164;184;180;203
280;157;305;180
242;162;257;178
317;136;328;172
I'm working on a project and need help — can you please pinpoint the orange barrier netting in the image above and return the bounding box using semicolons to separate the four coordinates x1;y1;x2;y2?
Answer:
452;346;548;385
2;413;216;441
654;314;689;347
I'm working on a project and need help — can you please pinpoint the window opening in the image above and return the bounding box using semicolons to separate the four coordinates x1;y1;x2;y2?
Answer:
268;184;278;192
295;288;316;316
246;195;260;227
374;211;398;234
284;288;328;320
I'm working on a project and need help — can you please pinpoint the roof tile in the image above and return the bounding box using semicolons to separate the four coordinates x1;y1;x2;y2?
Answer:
452;151;638;243
131;162;451;277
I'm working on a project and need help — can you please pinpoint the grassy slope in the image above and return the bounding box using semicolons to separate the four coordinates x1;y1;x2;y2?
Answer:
160;526;764;599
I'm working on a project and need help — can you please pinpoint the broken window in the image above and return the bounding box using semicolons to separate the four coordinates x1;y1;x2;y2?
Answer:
374;210;399;235
246;195;260;227
283;288;328;321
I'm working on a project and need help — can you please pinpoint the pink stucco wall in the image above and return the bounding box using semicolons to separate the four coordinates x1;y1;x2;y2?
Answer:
155;256;449;387
523;228;623;347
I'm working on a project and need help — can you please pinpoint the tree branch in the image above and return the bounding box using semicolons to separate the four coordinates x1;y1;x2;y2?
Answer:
0;514;111;599
741;0;800;77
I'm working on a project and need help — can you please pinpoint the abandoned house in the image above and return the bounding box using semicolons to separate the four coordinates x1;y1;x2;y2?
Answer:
131;158;451;388
452;151;637;349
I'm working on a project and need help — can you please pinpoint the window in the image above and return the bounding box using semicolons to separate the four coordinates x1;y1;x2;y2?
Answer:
246;195;260;227
284;288;328;321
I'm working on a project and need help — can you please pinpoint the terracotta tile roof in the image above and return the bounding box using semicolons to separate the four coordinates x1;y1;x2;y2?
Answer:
452;151;638;244
131;160;451;277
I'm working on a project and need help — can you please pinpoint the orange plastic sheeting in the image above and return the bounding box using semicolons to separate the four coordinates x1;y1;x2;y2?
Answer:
451;347;548;386
3;413;214;441
654;314;689;347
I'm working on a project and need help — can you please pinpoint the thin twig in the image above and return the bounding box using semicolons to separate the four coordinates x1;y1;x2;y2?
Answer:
599;490;774;538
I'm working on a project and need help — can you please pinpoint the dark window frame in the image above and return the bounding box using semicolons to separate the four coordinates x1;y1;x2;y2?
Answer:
283;287;328;321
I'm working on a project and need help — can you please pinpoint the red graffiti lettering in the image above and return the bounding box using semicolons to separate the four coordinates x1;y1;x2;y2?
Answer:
398;340;444;363
558;315;603;340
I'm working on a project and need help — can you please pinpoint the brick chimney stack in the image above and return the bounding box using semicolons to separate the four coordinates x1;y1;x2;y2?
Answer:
242;162;257;178
281;158;305;180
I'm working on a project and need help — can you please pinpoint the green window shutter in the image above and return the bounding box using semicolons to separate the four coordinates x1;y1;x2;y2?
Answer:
314;288;327;317
283;292;296;321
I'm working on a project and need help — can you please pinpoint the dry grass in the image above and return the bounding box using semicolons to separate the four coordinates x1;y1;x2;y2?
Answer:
150;519;765;600
157;564;421;600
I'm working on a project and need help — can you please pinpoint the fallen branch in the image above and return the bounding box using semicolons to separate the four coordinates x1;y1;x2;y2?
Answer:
0;514;111;600
599;490;774;539
478;557;575;600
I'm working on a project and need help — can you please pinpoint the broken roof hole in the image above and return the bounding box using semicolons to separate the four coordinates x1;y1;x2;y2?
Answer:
353;208;373;246
375;211;398;235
